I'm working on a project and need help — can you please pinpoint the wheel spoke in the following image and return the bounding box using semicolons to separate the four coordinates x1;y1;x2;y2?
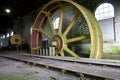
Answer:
58;7;64;33
67;36;90;43
63;11;80;36
63;47;79;58
41;11;56;34
60;51;65;57
39;28;52;39
47;15;56;34
55;53;59;56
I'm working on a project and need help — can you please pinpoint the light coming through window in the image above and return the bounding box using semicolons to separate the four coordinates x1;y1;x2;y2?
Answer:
95;3;114;20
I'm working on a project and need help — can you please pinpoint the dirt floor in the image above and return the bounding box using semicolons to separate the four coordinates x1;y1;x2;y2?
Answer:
0;51;80;80
0;50;120;80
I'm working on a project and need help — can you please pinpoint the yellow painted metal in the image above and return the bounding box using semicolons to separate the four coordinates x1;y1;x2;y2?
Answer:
31;27;41;54
52;41;57;46
47;15;56;34
10;34;22;46
60;51;65;57
63;11;80;36
39;28;52;39
36;31;39;54
67;36;90;43
41;11;51;15
58;7;64;33
33;28;39;31
32;0;103;59
41;11;56;34
63;47;79;58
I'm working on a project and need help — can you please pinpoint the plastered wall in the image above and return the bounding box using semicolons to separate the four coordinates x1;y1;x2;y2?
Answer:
13;9;40;45
114;1;120;42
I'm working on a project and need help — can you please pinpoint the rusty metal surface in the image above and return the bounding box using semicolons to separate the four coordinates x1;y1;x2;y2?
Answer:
0;53;120;79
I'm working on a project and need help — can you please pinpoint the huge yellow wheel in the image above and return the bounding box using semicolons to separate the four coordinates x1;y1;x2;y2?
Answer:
10;34;22;46
31;0;103;58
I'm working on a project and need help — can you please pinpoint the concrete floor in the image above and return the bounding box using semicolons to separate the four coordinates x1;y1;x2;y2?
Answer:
0;51;80;80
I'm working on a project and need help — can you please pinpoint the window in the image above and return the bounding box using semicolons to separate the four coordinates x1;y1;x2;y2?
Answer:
95;3;114;20
6;33;10;37
0;36;2;39
53;17;60;29
2;35;5;39
10;31;14;36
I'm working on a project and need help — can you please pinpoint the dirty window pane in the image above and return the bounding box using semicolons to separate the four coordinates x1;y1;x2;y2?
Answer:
95;3;114;20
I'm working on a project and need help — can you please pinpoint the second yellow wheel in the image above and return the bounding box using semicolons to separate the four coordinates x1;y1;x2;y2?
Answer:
10;34;22;46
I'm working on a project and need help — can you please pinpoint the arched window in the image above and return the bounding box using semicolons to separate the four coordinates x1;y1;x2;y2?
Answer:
2;35;5;39
10;31;14;36
6;33;10;37
0;36;3;39
95;3;114;20
53;17;60;29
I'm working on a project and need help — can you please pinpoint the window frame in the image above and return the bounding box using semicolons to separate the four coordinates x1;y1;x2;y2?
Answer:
95;3;114;20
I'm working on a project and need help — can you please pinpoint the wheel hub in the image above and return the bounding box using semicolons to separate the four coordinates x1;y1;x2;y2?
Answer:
52;34;64;52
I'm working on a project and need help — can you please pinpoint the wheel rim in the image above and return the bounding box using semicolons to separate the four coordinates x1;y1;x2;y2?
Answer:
31;0;103;59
